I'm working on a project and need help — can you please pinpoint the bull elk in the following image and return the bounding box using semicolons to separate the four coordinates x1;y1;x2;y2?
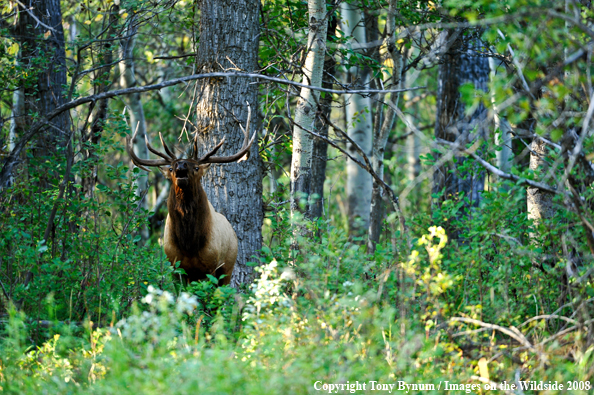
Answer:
126;107;256;286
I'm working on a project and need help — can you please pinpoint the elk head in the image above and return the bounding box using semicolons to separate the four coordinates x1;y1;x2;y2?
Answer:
126;106;256;184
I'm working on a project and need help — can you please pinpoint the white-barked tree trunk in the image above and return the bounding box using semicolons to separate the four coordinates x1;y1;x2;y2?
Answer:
290;0;328;221
341;2;373;233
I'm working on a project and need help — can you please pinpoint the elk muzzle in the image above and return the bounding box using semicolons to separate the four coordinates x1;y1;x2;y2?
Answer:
174;161;190;187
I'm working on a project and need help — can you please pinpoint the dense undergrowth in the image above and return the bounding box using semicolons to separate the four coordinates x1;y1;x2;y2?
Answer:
0;122;592;393
1;171;593;393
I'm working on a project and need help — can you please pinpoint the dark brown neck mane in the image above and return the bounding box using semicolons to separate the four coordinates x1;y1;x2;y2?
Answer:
168;180;212;254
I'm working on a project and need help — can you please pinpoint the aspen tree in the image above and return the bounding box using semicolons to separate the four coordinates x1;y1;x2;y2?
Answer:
290;0;329;223
341;1;373;233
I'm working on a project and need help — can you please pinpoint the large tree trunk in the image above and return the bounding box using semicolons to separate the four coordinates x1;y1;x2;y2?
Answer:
341;2;373;234
432;32;489;233
456;41;488;207
195;0;262;287
289;0;328;223
433;30;462;205
16;0;70;158
119;23;149;240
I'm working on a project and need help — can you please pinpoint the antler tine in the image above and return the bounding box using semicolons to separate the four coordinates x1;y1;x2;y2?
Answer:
145;134;172;161
159;132;177;160
198;103;256;164
237;101;251;145
126;127;171;170
192;134;199;161
197;137;226;162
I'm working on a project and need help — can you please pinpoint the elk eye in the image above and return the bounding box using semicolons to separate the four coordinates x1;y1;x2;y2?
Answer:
195;167;199;171
169;168;173;172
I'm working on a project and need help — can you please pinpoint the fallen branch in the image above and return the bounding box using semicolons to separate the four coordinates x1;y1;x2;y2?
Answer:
519;314;579;328
449;317;544;360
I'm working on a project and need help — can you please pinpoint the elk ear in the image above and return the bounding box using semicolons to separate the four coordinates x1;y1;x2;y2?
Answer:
159;166;170;179
200;163;212;172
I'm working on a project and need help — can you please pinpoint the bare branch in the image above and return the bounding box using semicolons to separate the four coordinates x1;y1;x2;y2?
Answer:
154;53;196;60
436;138;559;194
449;317;543;359
15;0;56;33
0;72;424;189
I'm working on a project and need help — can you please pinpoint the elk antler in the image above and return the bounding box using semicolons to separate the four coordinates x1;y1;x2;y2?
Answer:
127;104;256;171
195;103;257;164
126;126;175;171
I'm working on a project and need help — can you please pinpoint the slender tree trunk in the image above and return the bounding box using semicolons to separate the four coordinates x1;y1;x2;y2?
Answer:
119;23;149;240
526;137;555;271
367;0;403;253
489;57;513;176
8;64;24;188
195;0;263;287
268;138;279;195
341;2;373;234
9;88;24;153
16;0;70;157
406;128;421;194
527;140;554;229
309;7;337;220
289;0;328;222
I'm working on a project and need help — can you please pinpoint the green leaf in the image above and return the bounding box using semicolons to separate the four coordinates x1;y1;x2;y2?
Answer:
551;128;563;142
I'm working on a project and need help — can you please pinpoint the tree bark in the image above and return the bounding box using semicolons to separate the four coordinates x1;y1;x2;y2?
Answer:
289;0;328;222
309;8;337;220
433;30;462;205
527;139;555;228
341;2;373;234
456;40;488;207
195;0;263;287
16;0;70;157
432;32;489;234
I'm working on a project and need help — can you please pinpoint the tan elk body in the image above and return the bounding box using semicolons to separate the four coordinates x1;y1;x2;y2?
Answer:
127;107;255;285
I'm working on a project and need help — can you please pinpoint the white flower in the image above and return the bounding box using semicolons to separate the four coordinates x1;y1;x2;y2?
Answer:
176;292;198;314
142;293;153;304
162;291;174;305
